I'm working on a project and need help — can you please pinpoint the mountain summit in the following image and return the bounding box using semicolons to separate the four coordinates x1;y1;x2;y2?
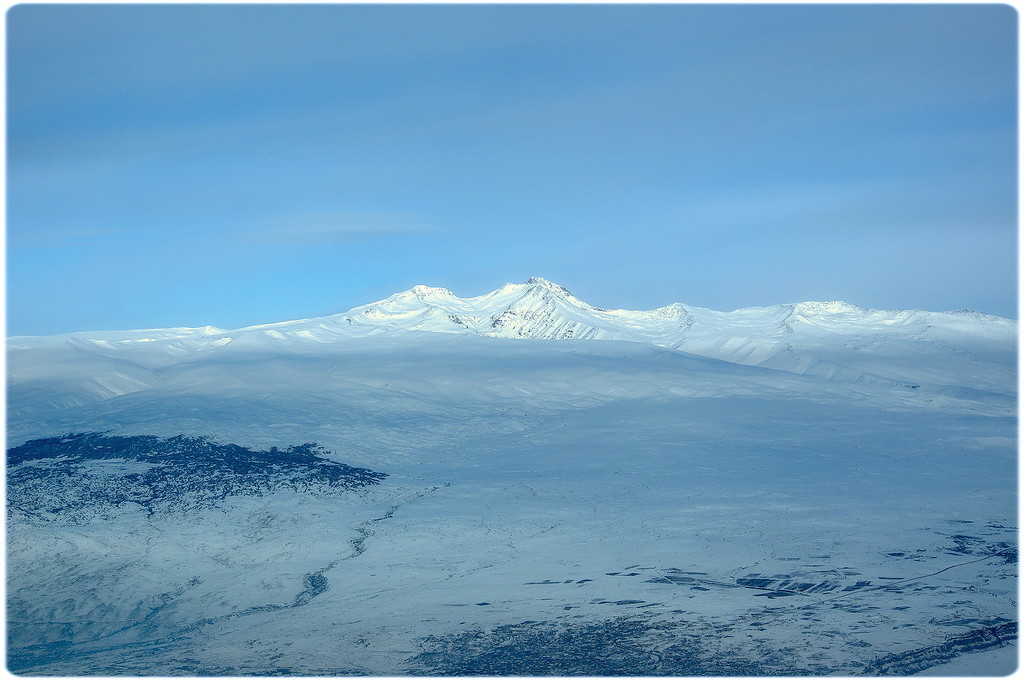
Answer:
353;277;613;340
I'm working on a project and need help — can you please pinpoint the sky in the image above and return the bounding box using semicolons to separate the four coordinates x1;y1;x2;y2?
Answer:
7;3;1018;335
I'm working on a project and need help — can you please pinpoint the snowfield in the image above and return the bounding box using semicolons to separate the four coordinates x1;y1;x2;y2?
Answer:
6;278;1018;675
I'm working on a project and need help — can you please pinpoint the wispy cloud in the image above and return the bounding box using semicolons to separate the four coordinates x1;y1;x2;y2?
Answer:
242;211;444;244
8;225;132;249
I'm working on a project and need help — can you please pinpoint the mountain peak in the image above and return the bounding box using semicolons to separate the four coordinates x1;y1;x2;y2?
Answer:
521;277;573;297
409;284;453;297
381;284;454;304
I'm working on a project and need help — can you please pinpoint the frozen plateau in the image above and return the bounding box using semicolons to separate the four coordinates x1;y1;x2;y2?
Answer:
6;277;1019;675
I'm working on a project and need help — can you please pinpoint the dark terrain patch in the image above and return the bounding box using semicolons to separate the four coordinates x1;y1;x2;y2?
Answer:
409;614;805;676
7;433;387;521
410;611;1018;677
863;621;1017;675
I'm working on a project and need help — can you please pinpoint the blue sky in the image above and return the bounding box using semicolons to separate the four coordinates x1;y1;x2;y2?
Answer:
7;4;1017;335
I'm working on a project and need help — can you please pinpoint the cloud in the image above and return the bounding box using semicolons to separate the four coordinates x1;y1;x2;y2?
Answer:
8;225;132;249
242;211;444;244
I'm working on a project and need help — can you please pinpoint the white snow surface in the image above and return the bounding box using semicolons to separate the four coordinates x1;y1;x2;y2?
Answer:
5;278;1018;675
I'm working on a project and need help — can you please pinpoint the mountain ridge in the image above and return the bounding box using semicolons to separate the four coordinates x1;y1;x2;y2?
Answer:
10;277;1015;343
7;278;1016;427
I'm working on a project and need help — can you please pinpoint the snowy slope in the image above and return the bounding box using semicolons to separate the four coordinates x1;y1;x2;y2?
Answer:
6;279;1018;675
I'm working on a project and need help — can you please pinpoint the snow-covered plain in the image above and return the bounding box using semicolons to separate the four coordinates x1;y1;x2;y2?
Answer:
6;278;1018;675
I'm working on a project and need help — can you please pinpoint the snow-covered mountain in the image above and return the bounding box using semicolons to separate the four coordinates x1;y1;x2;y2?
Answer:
6;278;1018;675
8;277;1016;427
344;277;1015;396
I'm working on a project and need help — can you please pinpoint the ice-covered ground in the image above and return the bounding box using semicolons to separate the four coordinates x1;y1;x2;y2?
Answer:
6;281;1018;675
